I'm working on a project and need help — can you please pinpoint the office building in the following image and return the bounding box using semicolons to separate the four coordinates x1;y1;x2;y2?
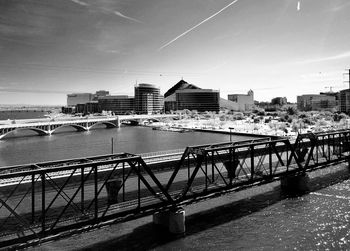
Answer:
134;84;163;114
227;90;254;111
297;94;337;111
164;80;219;112
340;89;350;114
75;101;100;114
95;90;109;98
176;89;220;112
67;93;94;107
98;95;134;114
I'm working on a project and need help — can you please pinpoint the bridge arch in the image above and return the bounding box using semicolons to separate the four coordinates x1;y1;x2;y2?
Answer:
88;121;117;130
0;127;48;139
50;124;87;134
121;119;140;126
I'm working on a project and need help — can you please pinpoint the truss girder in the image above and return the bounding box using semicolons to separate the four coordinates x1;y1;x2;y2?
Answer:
1;129;350;248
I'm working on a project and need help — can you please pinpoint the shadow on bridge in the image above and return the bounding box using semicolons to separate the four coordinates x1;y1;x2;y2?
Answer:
79;164;350;251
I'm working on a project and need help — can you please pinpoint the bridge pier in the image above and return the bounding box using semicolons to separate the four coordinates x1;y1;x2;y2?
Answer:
280;173;309;195
153;207;185;236
115;116;120;128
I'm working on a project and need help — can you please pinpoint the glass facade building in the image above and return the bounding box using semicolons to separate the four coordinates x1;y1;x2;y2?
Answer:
340;89;350;114
176;89;220;112
98;95;134;114
134;84;163;114
67;93;94;107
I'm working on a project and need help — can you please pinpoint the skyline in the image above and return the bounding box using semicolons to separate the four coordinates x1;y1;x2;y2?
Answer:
1;0;350;105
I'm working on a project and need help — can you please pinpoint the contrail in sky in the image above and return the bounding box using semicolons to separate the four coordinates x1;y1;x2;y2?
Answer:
113;11;143;24
158;0;239;51
70;0;88;7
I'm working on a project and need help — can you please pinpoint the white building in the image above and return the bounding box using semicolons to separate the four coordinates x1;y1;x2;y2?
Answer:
227;90;254;111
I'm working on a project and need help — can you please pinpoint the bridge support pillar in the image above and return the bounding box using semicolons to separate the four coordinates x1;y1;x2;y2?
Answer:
115;116;121;128
153;207;185;235
281;173;309;194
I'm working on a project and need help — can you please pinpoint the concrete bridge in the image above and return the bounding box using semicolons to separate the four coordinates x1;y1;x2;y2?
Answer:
0;114;178;139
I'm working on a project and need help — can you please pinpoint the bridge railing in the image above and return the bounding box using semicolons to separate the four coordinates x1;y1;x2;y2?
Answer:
0;153;174;248
164;137;302;202
1;129;350;248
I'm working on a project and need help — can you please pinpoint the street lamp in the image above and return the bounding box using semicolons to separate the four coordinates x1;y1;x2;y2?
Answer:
229;127;234;142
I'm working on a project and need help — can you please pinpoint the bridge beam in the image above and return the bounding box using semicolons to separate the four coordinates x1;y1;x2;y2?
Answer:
280;173;309;195
153;207;185;236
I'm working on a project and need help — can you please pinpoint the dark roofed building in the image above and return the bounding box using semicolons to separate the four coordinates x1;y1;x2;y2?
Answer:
164;80;200;98
164;79;219;112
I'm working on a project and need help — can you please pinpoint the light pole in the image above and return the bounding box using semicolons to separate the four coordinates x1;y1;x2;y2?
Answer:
229;127;234;142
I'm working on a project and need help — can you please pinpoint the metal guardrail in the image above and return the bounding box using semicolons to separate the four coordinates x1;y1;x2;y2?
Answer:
0;129;350;248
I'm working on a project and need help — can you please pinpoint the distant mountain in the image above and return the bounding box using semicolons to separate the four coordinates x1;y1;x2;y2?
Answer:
164;80;200;98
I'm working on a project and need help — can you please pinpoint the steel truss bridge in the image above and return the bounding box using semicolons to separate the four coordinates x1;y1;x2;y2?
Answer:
0;114;178;139
0;129;350;248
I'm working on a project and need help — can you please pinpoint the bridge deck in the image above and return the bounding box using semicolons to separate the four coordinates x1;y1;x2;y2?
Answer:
0;129;349;248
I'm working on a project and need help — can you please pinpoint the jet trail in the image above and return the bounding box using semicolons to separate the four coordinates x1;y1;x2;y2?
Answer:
158;0;239;51
113;11;143;24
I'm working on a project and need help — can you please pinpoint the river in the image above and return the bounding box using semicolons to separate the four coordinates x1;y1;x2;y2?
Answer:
1;113;350;250
0;125;254;167
153;166;350;250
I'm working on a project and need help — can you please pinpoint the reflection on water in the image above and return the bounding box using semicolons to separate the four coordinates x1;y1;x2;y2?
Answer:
0;126;254;167
156;169;350;250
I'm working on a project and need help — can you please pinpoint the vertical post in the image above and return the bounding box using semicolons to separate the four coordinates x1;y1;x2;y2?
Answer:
122;162;125;202
328;135;331;162
41;172;46;235
205;154;208;190
211;151;215;183
138;162;141;209
229;127;233;142
250;145;254;180
81;167;85;213
187;155;190;180
337;133;341;158
111;137;114;154
269;142;272;176
31;174;35;224
94;165;98;220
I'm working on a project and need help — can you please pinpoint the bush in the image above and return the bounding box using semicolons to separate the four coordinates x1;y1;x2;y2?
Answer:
286;106;297;116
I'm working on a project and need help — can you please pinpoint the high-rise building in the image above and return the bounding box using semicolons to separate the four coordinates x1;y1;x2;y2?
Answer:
134;84;163;114
98;95;134;114
67;93;94;107
340;89;350;114
227;90;254;111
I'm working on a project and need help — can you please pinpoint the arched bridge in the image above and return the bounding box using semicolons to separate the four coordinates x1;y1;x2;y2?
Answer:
0;114;179;139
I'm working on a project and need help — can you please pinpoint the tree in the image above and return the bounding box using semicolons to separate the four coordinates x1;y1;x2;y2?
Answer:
286;106;297;116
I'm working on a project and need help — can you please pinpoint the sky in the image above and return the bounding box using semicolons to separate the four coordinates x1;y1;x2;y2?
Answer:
1;0;350;105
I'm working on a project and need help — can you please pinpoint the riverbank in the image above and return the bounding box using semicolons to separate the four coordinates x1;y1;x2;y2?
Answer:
148;115;350;140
